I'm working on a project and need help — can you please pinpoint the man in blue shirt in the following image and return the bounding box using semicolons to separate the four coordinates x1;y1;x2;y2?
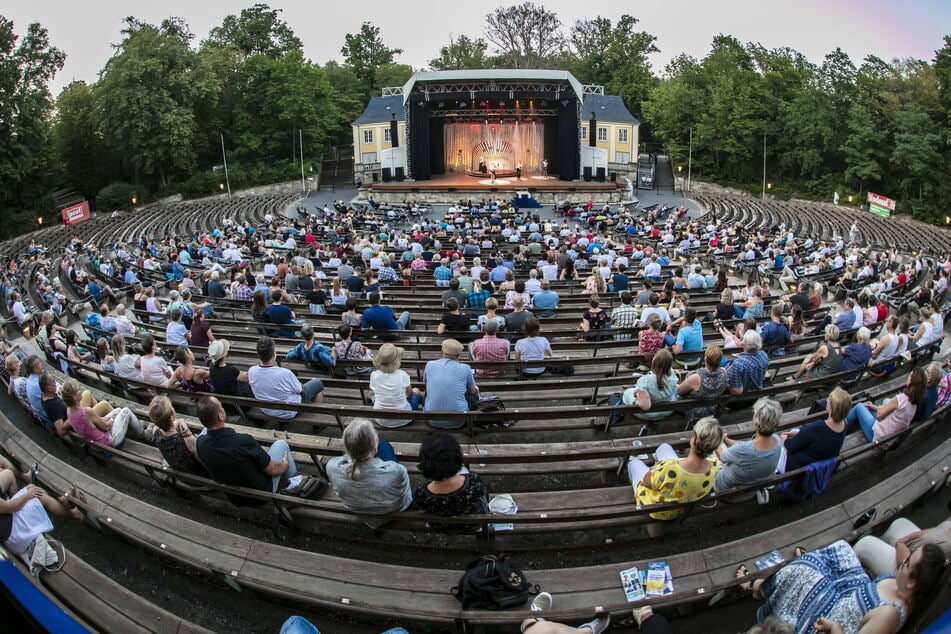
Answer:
489;265;508;283
423;339;478;429
433;259;453;287
265;290;300;337
609;264;629;292
727;331;770;409
361;292;411;331
670;307;704;354
531;280;560;317
25;357;51;425
759;304;791;355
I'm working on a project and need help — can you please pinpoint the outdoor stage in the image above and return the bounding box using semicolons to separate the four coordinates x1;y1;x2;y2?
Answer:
359;172;625;204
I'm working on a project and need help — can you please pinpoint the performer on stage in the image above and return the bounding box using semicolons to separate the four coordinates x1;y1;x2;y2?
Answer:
490;164;497;184
516;163;522;180
542;159;549;178
479;157;487;174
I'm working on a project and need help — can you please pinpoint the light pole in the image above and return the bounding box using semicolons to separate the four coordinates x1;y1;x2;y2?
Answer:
761;129;767;199
686;127;693;193
219;133;232;199
299;129;306;196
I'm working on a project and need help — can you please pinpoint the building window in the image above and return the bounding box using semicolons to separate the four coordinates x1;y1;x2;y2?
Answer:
597;127;608;142
363;130;373;144
618;128;629;143
615;151;630;164
384;128;391;142
581;126;587;140
361;152;377;164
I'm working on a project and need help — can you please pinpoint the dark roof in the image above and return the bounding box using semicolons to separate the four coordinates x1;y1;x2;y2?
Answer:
581;95;639;125
353;96;405;125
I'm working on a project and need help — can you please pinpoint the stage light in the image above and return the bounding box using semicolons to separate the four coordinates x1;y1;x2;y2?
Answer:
459;101;466;107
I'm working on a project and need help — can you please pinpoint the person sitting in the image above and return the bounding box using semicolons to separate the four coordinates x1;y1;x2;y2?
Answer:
423;339;478;430
758;304;791;356
742;539;946;634
195;395;296;506
790;324;843;382
265;289;299;337
326;418;413;527
912;362;943;422
361;292;411;332
207;339;252;398
580;296;609;341
623;348;679;421
638;292;670;326
854;516;951;579
627;417;723;519
248;336;324;422
189;310;214;348
514;317;552;378
714;397;783;492
677;345;729;421
726;331;770;409
168;345;213;393
437;298;472;334
531;279;560;318
840;326;873;374
476;297;506;332
284;323;334;372
668;306;704;356
139;334;173;387
413;433;489;532
845;368;926;442
58;377;146;447
440;278;468;309
0;471;83;559
148;395;209;476
504;296;534;334
369;343;423;428
778;387;850;473
503;280;531;310
733;286;765;319
469;320;510;379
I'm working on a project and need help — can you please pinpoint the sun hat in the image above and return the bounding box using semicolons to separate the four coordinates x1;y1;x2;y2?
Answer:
372;343;404;372
208;339;231;364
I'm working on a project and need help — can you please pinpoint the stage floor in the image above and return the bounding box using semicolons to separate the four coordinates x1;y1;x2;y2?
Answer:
366;172;624;193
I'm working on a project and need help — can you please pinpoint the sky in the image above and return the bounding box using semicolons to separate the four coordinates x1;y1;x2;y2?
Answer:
6;0;950;95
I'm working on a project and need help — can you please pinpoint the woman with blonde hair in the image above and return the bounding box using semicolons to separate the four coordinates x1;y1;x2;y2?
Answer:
628;417;723;519
105;333;142;381
583;270;607;295
148;395;208;476
328;276;349;313
325;418;412;526
59;378;146;447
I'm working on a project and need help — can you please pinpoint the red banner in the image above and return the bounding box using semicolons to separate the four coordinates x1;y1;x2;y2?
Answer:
61;201;91;226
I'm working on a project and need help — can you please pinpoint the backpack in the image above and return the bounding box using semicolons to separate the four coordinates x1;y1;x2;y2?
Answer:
597;392;625;428
473;394;512;427
451;555;538;610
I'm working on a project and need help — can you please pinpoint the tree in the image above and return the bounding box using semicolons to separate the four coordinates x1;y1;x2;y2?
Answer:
840;103;885;194
428;35;493;71
890;104;941;202
97;17;220;190
206;3;302;58
569;15;658;119
0;17;65;224
484;2;563;68
341;22;402;99
51;81;114;198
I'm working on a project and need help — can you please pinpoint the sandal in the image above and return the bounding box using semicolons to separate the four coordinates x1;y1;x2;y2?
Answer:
735;564;753;595
794;546;807;558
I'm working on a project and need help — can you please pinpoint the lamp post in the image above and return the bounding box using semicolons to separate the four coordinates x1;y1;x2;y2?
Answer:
219;133;232;199
686;127;693;193
299;129;306;196
131;196;137;206
37;216;42;226
761;130;767;199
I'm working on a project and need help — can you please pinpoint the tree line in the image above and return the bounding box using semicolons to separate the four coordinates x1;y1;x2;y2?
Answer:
0;2;948;240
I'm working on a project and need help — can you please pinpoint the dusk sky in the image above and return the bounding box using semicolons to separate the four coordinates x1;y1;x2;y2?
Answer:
6;0;950;95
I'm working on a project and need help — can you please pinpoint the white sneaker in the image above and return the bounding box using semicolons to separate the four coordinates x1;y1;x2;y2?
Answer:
579;614;611;634
531;591;552;612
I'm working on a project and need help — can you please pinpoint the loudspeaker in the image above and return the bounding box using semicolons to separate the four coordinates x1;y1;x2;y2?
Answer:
583;166;592;182
395;167;405;181
371;173;379;183
596;167;606;182
381;168;392;182
610;172;617;181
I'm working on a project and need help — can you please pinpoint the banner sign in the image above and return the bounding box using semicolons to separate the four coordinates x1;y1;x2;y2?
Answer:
60;201;91;226
866;192;896;218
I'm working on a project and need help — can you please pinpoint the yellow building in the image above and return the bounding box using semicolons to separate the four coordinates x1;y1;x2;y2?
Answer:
580;94;640;168
352;95;406;184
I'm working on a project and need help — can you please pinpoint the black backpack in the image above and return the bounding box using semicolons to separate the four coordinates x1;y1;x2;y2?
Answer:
451;555;537;610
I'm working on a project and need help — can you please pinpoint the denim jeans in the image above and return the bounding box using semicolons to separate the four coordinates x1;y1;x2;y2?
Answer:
301;378;324;404
846;402;878;441
268;439;297;492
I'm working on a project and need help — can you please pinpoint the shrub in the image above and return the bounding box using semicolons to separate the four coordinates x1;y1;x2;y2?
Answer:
95;182;138;211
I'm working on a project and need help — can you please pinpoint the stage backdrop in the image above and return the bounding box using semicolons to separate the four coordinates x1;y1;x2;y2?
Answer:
443;121;545;174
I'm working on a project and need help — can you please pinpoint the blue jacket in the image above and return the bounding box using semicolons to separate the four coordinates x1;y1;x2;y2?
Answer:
777;457;838;501
285;341;334;369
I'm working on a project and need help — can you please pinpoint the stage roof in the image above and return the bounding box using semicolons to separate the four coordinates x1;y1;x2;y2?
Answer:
352;95;405;126
401;69;585;104
581;95;639;125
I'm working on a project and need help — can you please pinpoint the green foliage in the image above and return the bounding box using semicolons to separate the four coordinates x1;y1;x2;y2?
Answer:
429;35;494;71
51;81;114;198
484;2;563;69
206;3;302;58
96;181;137;211
0;17;64;224
340;22;403;99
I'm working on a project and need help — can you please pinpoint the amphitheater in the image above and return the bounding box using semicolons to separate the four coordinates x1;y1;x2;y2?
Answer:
0;190;947;633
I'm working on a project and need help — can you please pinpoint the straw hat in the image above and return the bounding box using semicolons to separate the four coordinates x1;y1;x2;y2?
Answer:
441;339;464;357
208;339;231;364
373;343;404;373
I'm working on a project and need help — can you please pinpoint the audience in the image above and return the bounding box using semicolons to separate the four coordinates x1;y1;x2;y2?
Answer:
423;339;478;430
715;397;783;492
369;344;422;428
248;336;324;422
414;433;489;532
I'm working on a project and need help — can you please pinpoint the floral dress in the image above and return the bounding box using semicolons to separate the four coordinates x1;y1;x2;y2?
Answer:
414;473;489;532
758;540;906;634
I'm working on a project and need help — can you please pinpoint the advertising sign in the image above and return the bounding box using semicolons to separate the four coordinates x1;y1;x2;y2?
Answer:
60;201;91;226
866;192;896;218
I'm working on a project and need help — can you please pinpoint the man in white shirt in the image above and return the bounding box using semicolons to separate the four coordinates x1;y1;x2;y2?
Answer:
248;337;324;420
